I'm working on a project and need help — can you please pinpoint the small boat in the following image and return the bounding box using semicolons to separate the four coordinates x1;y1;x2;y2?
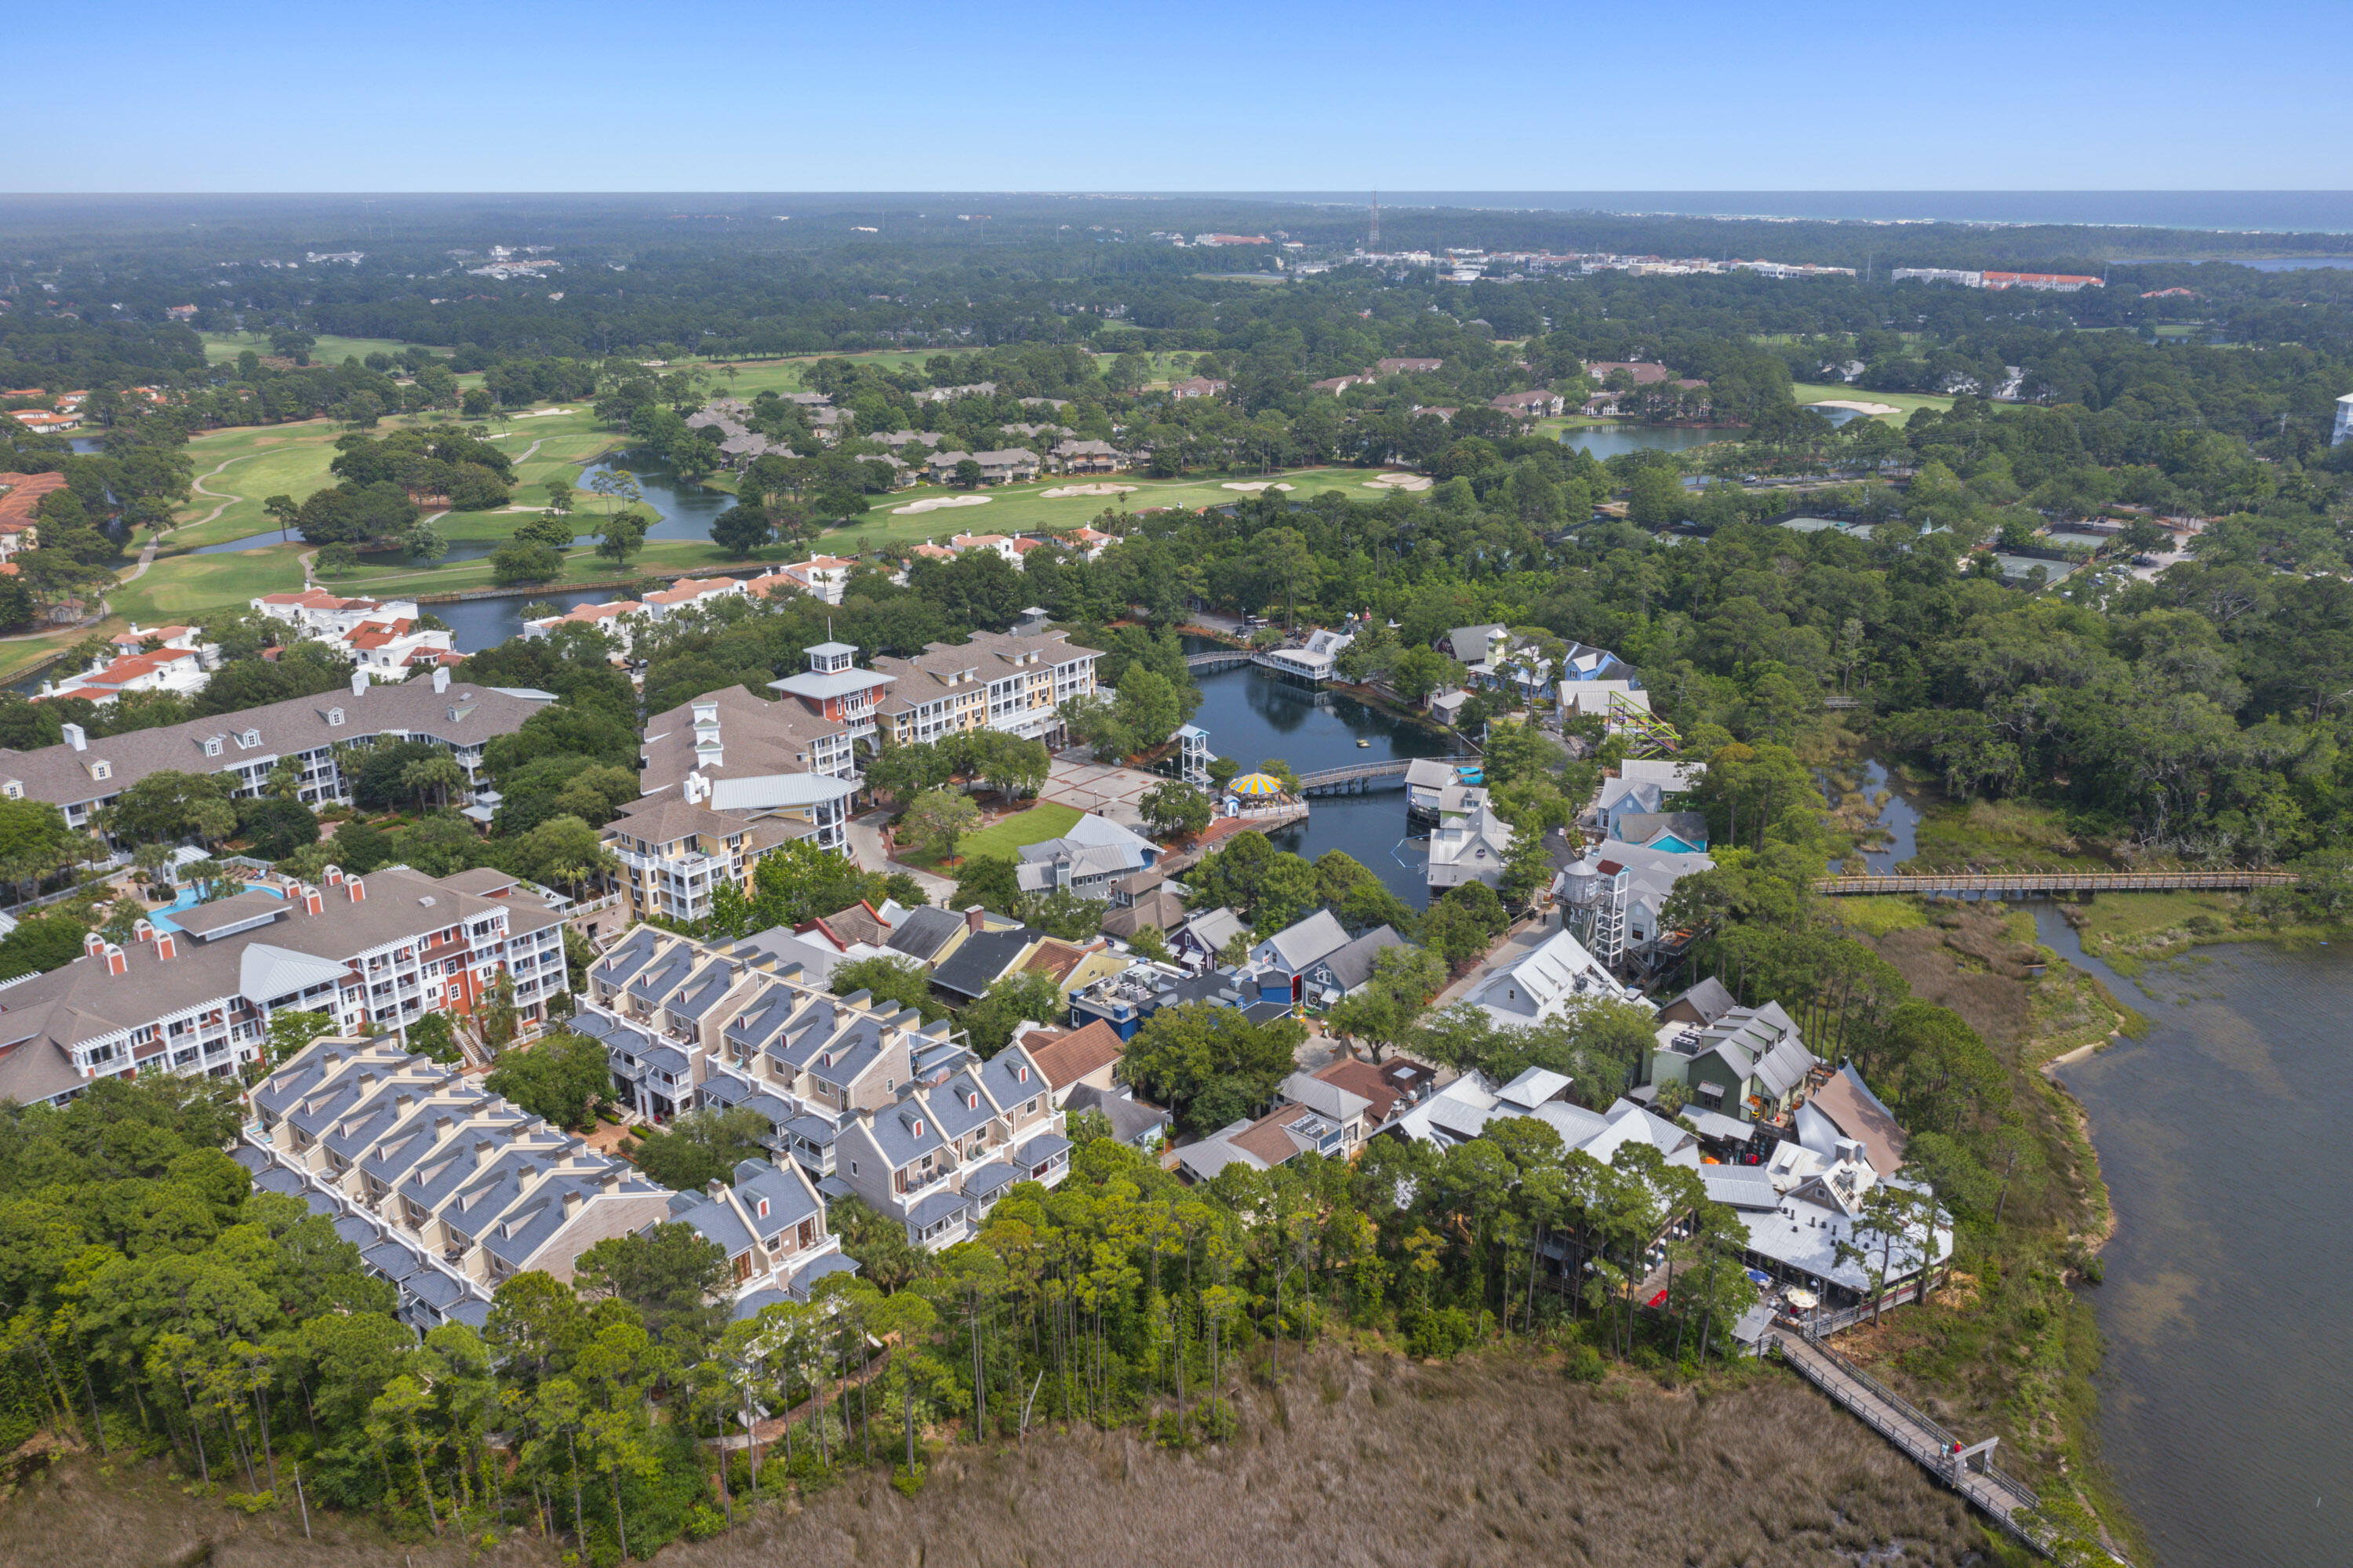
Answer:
1356;739;1370;748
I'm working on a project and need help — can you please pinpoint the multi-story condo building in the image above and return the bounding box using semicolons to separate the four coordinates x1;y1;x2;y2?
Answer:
574;926;1069;1250
0;666;548;826
600;792;815;926
0;864;569;1110
871;628;1101;748
765;641;896;743
244;1037;653;1329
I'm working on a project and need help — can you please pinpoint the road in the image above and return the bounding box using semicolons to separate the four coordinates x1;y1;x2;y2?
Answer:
1429;915;1560;1011
847;809;954;906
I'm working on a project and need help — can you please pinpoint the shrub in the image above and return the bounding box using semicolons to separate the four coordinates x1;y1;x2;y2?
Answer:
1402;1305;1475;1359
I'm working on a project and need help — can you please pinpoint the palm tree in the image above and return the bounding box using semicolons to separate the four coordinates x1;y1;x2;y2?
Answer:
402;755;467;812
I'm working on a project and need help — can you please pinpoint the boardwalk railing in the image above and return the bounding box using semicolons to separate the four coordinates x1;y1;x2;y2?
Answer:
1185;649;1255;672
1770;1330;2049;1550
1293;754;1485;794
1814;868;2295;897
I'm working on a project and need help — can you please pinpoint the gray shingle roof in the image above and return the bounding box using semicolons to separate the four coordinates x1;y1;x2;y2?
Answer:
0;673;551;810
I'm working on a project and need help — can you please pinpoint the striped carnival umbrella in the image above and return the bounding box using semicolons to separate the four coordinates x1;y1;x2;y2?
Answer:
1229;772;1284;797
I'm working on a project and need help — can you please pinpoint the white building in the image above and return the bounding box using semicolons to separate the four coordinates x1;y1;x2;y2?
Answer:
523;599;646;655
1426;784;1515;890
2335;392;2353;448
252;589;422;638
1458;926;1648;1027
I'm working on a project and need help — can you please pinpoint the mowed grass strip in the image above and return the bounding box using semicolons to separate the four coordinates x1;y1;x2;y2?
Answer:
1787;382;1955;423
898;802;1082;870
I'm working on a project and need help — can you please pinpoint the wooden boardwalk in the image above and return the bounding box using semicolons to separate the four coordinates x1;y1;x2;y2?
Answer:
1814;868;2294;897
1769;1330;2052;1551
1293;754;1482;794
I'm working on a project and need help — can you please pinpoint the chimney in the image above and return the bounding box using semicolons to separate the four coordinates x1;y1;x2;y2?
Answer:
433;665;450;693
347;877;365;903
560;1188;582;1220
83;930;106;959
302;884;325;915
433;1114;453;1141
965;904;986;934
104;944;126;977
61;722;85;752
350;669;367;697
598;1167;621;1193
155;933;176;962
472;1138;496;1169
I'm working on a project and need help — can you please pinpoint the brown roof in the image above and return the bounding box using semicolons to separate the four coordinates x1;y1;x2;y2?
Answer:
813;900;890;948
604;792;744;849
1021;1019;1124;1090
1313;1057;1408;1126
871;629;1101;716
1022;939;1101;987
1229;1110;1311;1167
1098;885;1188;939
1806;1071;1909;1174
638;683;853;794
0;471;67;522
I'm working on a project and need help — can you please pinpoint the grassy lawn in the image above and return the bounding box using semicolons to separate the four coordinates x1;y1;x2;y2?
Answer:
0;628;98;690
1831;895;1931;937
201;330;444;366
113;547;308;624
733;465;1377;554
900;802;1082;871
1788;382;1955;424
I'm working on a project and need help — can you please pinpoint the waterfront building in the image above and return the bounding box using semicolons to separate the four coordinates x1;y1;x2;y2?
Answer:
869;628;1101;748
1426;784;1515;891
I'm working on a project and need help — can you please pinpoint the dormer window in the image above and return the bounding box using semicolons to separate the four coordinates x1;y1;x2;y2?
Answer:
1016;1065;1029;1083
911;1117;925;1137
327;707;344;726
240;729;260;748
89;760;110;781
1;781;17;799
755;1197;769;1218
967;1091;980;1110
202;737;223;757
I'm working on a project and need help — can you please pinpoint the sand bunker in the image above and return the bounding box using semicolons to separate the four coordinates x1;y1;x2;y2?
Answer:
1362;473;1433;492
1039;483;1138;498
1807;399;1900;417
1221;482;1296;493
892;493;993;515
511;408;575;419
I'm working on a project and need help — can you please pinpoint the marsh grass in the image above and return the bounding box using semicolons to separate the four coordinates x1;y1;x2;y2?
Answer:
1;1352;1991;1568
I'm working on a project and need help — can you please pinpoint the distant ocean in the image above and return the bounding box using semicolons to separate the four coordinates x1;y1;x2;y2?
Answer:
1236;191;2353;235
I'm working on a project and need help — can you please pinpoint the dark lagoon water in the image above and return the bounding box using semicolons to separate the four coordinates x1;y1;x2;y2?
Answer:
576;453;731;543
1181;662;1454;910
2039;917;2352;1568
1558;425;1728;462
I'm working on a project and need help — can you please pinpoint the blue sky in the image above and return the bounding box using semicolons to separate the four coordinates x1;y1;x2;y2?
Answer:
12;1;2349;191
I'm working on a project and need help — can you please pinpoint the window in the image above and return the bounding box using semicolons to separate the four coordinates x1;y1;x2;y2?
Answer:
203;737;223;757
90;761;110;780
326;708;344;726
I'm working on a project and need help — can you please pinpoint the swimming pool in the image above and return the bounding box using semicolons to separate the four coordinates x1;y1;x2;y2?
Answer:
149;882;284;932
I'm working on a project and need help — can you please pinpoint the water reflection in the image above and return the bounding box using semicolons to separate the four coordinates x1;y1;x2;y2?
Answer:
1184;664;1453;910
1558;426;1729;462
2047;924;2353;1568
576;453;729;543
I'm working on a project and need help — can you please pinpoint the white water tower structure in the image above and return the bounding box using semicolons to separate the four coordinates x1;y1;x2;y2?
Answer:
1561;853;1631;966
1176;724;1212;787
2334;391;2353;447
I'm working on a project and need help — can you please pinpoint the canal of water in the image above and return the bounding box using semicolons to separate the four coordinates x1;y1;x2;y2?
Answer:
1836;759;2343;1566
1180;661;1454;911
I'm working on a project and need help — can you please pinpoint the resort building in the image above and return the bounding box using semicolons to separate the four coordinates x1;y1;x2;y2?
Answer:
0;864;571;1110
870;628;1102;748
0;667;550;827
